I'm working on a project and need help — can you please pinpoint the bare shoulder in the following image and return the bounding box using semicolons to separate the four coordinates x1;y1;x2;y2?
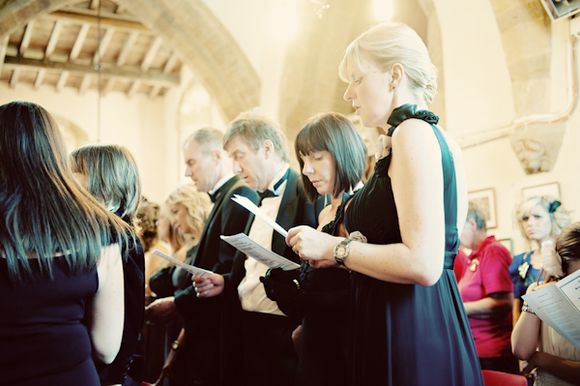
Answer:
391;118;440;156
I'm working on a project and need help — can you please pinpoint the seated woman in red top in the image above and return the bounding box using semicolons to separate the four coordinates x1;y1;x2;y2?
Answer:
457;203;517;373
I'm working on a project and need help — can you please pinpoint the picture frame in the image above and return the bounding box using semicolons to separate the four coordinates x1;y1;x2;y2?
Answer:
498;238;514;254
468;188;497;229
539;0;580;21
522;182;561;202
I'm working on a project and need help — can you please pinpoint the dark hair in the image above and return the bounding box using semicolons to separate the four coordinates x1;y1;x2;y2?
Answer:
556;221;580;275
295;112;367;201
0;101;129;280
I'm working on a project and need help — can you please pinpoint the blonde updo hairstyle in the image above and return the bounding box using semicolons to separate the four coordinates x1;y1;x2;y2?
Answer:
516;195;571;242
339;22;438;106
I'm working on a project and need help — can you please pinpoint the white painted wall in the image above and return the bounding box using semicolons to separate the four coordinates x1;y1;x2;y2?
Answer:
0;82;177;204
435;3;580;253
434;0;515;136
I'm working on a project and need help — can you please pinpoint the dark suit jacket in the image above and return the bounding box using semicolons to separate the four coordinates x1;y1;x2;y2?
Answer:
172;175;258;386
220;168;316;386
225;168;316;293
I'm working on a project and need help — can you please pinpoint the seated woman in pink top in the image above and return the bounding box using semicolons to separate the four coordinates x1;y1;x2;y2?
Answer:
457;203;517;373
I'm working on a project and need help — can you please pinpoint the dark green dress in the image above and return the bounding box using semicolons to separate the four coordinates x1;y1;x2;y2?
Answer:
343;104;483;386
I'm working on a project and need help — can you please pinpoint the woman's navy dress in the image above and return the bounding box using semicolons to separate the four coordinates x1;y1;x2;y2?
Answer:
0;258;100;386
343;104;483;386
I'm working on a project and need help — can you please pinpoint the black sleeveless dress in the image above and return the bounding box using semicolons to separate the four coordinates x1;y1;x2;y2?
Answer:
343;104;483;386
296;196;351;386
0;258;100;386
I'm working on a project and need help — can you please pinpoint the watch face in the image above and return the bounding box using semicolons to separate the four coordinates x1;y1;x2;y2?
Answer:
336;244;347;258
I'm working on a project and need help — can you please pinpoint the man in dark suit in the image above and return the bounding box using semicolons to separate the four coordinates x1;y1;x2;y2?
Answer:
146;127;258;386
193;114;316;386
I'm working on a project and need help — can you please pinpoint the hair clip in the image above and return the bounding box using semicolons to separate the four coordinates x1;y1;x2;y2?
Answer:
548;200;561;213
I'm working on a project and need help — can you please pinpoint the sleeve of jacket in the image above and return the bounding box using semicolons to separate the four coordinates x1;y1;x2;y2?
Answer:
213;185;259;274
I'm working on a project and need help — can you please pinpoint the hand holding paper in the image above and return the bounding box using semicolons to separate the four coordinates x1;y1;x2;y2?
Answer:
232;194;288;238
221;233;300;271
152;249;213;277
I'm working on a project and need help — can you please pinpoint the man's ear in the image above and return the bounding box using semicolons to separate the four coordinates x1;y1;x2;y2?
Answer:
263;139;274;159
211;148;222;161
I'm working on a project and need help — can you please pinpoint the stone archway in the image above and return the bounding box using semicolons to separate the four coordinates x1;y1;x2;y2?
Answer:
0;0;260;121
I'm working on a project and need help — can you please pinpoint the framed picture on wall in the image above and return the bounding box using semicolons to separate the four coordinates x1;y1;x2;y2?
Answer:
468;188;497;229
539;0;580;21
522;182;561;201
498;238;514;254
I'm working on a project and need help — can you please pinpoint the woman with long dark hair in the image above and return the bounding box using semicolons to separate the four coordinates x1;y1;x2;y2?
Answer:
0;101;127;386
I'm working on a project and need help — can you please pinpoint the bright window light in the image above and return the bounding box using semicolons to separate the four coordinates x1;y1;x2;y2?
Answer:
373;0;393;21
268;0;299;43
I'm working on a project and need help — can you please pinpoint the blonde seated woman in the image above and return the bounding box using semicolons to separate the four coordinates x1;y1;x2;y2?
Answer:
509;196;571;324
148;185;212;298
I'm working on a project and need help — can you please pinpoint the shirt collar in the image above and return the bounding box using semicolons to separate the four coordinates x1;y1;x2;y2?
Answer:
209;173;235;196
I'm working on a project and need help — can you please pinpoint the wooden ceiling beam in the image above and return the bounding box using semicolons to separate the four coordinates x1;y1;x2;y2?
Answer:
70;24;90;61
34;69;45;89
127;80;141;97
45;20;63;59
89;0;100;10
149;84;161;98
116;31;139;66
93;27;115;64
19;20;34;56
0;35;8;75
140;36;161;71
79;75;92;95
56;71;69;91
162;52;178;74
46;10;146;32
4;56;180;85
9;68;19;88
100;76;114;95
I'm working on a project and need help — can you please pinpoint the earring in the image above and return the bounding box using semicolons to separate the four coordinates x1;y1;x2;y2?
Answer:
389;82;396;91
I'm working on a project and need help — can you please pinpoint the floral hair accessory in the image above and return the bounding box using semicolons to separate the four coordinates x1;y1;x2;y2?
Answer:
548;200;561;213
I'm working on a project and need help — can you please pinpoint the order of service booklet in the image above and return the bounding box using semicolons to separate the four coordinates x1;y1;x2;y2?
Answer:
522;268;580;347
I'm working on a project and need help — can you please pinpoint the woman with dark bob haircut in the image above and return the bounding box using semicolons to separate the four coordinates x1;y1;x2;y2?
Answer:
262;112;366;386
0;101;128;386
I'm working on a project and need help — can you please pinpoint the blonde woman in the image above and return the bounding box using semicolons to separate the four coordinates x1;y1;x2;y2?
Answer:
509;196;571;324
146;184;211;386
287;23;482;385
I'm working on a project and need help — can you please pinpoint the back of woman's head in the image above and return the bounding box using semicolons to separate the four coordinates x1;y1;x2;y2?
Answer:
165;184;212;244
339;22;437;106
0;101;127;280
70;144;142;221
516;195;571;241
295;112;367;201
556;222;580;275
135;196;160;253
